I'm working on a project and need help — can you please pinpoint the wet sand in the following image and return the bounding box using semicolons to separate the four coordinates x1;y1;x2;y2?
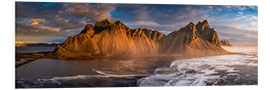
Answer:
214;65;257;85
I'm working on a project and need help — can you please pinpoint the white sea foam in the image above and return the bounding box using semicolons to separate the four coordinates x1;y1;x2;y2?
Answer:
41;69;148;81
138;47;257;86
18;69;149;88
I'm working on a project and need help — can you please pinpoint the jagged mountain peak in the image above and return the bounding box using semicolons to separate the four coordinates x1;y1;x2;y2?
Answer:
196;19;210;31
102;19;113;23
114;20;128;27
202;19;208;24
182;22;197;33
110;20;130;31
80;24;94;34
197;19;208;25
115;20;123;24
220;39;232;46
187;22;196;26
95;19;114;27
85;24;94;28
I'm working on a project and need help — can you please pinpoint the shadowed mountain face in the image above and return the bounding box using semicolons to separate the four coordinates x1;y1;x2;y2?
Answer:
52;19;227;59
220;40;232;46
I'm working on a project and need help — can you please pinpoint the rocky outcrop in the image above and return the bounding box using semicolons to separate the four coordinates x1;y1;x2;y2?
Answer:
158;20;225;55
52;19;227;59
127;28;164;41
220;40;232;46
196;20;221;47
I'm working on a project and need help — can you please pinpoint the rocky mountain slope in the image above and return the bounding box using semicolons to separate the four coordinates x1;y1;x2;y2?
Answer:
220;40;232;46
158;20;225;55
52;19;164;59
52;19;228;59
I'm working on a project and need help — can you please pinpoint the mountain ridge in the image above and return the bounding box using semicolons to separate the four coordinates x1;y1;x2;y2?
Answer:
158;20;224;55
51;19;229;59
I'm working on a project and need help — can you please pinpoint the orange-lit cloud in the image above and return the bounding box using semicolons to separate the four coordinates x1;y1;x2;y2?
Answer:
67;3;115;21
29;18;46;25
27;18;60;32
35;25;60;32
16;22;69;42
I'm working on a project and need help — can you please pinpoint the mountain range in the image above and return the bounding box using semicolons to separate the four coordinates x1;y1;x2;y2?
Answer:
16;41;61;47
51;19;230;59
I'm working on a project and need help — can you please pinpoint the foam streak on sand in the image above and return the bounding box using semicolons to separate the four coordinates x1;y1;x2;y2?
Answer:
17;69;149;88
40;69;148;81
138;47;257;86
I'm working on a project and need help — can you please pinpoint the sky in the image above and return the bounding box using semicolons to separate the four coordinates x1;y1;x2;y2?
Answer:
15;2;258;46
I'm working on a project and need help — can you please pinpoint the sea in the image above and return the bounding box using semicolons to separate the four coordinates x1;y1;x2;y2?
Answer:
15;46;258;88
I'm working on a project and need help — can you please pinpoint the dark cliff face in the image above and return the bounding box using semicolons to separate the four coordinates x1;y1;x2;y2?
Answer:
196;20;221;47
127;28;164;41
52;19;227;59
220;40;232;46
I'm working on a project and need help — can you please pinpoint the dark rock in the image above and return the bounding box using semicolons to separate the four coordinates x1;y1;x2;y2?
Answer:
220;40;232;46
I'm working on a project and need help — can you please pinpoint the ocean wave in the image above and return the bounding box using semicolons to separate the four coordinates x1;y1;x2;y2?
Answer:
41;69;148;81
138;48;258;86
17;69;148;88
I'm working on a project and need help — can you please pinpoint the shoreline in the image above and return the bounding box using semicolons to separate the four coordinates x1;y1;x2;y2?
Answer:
16;50;238;68
16;50;239;66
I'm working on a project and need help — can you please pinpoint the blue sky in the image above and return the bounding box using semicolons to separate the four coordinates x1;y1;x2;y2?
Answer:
15;2;258;46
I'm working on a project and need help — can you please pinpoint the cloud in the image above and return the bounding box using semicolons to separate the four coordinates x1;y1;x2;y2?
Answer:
15;2;257;45
112;5;212;31
222;5;257;13
223;6;247;11
248;6;257;10
15;21;67;41
209;10;258;46
132;21;177;32
66;3;115;22
213;21;258;46
34;25;60;32
47;18;84;31
29;18;46;25
238;12;244;15
15;3;117;41
134;21;160;27
25;18;60;32
227;22;257;32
